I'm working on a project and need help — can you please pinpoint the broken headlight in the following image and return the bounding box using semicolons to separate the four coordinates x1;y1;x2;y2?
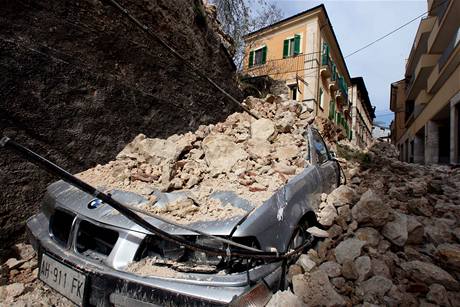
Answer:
134;235;186;262
191;237;224;266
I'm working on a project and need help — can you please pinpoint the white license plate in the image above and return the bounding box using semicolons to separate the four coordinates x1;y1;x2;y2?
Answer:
39;253;86;306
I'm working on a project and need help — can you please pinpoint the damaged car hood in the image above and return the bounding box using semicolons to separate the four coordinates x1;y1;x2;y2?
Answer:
45;181;253;236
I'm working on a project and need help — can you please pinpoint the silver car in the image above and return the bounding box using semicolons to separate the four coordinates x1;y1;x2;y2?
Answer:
26;127;340;306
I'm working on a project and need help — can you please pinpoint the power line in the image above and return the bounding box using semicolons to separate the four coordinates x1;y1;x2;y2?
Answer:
344;0;448;58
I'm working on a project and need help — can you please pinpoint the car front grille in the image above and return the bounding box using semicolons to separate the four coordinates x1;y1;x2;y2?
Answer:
76;220;119;260
49;209;75;246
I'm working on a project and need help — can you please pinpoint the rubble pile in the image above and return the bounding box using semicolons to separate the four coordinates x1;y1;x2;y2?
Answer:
78;94;339;222
0;243;72;306
269;142;460;306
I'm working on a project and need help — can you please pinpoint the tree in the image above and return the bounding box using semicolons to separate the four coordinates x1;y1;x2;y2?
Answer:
209;0;283;70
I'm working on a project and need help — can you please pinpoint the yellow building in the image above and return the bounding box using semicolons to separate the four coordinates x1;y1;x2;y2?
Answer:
350;77;375;148
242;4;357;139
390;0;460;164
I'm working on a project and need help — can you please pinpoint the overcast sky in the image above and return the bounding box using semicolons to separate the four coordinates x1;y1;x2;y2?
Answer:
270;0;427;126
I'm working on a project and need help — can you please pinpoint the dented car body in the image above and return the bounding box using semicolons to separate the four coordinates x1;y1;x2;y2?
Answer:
26;127;340;306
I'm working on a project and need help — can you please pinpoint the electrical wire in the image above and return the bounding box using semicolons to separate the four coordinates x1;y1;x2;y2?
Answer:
345;0;450;58
103;0;260;119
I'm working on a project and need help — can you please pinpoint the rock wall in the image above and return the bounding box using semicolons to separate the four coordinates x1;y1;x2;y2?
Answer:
0;0;241;260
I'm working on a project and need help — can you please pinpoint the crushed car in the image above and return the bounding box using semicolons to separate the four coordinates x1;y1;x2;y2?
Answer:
9;121;341;306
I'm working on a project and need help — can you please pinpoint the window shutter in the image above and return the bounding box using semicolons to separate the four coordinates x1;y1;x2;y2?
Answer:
262;46;267;64
283;39;289;58
248;50;254;68
294;34;301;55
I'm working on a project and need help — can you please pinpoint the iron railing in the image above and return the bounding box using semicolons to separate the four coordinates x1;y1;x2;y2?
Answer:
245;52;319;78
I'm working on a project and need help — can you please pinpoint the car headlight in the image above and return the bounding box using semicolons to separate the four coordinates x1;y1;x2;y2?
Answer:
192;237;224;266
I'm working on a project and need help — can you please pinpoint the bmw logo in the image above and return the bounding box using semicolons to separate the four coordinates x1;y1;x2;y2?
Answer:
88;199;103;209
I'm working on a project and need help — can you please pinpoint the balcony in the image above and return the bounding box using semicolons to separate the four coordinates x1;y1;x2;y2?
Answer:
320;52;332;78
427;29;460;94
428;0;458;54
405;17;436;74
405;54;439;100
335;76;349;102
245;53;317;79
439;28;460;69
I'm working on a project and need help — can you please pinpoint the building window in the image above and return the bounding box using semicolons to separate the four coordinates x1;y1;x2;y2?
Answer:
248;46;267;68
319;88;324;109
289;85;298;101
283;34;301;58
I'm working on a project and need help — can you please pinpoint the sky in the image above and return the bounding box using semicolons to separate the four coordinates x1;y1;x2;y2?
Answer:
268;0;427;127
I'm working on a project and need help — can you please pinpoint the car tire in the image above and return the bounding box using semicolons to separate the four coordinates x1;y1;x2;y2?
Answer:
279;218;312;290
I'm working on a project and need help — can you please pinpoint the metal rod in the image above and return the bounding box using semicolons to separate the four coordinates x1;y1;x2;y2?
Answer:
1;136;316;259
123;203;263;252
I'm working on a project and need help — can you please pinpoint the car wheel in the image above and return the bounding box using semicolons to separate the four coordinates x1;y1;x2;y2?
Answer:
280;219;313;290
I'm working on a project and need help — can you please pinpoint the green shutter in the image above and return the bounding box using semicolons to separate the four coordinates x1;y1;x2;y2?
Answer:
262;46;267;64
283;39;289;58
294;34;301;55
248;50;254;68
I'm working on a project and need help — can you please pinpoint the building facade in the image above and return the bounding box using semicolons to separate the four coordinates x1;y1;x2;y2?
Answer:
390;0;460;164
242;5;356;140
350;77;375;148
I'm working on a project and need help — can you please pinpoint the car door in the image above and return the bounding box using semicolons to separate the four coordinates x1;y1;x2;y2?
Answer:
308;128;339;193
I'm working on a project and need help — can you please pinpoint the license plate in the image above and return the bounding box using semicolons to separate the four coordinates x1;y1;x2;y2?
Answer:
39;253;86;306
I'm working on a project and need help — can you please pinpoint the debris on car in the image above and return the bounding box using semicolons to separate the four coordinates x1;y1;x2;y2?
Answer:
2;94;342;306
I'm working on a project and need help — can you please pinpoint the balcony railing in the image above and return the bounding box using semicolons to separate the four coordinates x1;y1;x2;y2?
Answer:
337;76;349;99
245;53;318;78
435;0;450;22
438;28;460;69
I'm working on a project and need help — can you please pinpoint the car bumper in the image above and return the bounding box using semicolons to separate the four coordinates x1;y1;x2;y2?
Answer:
27;213;280;306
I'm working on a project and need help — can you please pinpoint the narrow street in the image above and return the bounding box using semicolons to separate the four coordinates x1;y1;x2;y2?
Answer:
1;0;459;306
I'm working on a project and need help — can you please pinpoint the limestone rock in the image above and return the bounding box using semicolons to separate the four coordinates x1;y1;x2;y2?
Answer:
13;243;35;261
306;226;329;238
292;270;346;307
371;258;391;279
406;215;424;244
424;218;455;245
426;284;450;306
319;261;342;278
382;212;408;247
318;203;338;227
408;197;433;217
360;276;393;299
296;254;316;273
436;243;460;271
251;118;275;140
352;189;392;227
355;256;372;281
355;227;381;247
334;238;366;264
287;264;303;284
326;185;356;207
266;290;305;307
273;162;296;175
342;260;358;280
4;258;25;270
5;283;25;298
328;224;343;239
202;134;248;173
337;205;351;222
275;145;300;161
400;260;459;290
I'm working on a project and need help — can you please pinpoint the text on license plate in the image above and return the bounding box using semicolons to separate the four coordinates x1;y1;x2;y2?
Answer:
39;253;86;305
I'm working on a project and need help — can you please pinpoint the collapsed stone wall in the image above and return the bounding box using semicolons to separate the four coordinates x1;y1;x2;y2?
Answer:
0;0;241;260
